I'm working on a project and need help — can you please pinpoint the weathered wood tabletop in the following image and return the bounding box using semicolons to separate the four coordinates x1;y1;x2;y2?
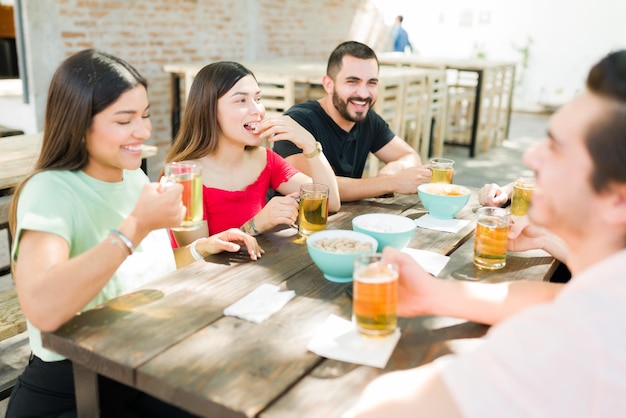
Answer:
42;192;559;417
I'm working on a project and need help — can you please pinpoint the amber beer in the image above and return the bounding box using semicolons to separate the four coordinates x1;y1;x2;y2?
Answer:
430;158;455;184
510;177;535;216
473;207;509;270
298;183;329;236
164;162;203;231
353;254;398;336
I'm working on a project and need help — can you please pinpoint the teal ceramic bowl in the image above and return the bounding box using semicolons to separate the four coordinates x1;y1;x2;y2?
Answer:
352;213;417;250
418;183;471;219
306;230;378;283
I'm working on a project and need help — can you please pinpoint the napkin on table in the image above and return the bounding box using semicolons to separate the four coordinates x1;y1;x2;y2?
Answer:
401;247;450;276
414;214;470;233
307;314;401;369
224;283;295;324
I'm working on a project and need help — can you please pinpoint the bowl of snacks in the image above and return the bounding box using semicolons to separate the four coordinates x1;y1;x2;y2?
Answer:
418;183;471;219
352;213;417;250
306;229;378;283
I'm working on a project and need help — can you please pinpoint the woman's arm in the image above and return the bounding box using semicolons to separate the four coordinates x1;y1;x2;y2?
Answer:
15;182;184;332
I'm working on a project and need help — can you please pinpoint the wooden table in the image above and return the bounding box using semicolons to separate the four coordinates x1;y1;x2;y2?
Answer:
41;192;559;418
0;133;159;192
378;53;517;158
163;61;440;162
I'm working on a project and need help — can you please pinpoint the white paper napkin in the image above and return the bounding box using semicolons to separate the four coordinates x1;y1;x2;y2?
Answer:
414;214;470;233
307;314;401;369
401;248;450;276
224;284;295;324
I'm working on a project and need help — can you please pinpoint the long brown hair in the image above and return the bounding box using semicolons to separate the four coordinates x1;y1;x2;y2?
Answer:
166;61;256;164
8;49;147;259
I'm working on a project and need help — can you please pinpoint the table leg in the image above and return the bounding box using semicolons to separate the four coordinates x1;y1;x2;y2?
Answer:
73;363;100;418
469;69;483;158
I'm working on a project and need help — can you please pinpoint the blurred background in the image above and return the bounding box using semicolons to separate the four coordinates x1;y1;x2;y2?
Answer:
0;0;623;176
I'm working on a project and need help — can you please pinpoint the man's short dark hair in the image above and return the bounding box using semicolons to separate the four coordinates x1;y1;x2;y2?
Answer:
326;41;379;80
585;50;626;192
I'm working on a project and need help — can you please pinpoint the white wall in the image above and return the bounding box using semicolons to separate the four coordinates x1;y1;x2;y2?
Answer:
373;0;626;110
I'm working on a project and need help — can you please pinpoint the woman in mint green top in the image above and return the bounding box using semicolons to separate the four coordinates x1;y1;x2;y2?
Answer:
5;49;263;418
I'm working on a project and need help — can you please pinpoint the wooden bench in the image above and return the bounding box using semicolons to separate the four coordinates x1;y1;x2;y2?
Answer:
0;288;25;342
0;287;27;400
0;194;11;277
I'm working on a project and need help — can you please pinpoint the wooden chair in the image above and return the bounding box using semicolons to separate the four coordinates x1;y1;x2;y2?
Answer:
422;69;448;158
365;76;405;177
398;73;428;161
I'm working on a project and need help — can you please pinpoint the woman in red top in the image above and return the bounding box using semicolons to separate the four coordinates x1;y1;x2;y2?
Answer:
166;61;340;246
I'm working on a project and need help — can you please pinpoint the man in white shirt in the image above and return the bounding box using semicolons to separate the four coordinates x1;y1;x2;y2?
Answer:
345;49;626;418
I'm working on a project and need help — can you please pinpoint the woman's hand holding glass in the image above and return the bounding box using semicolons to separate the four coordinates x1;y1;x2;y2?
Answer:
130;182;185;236
253;192;300;233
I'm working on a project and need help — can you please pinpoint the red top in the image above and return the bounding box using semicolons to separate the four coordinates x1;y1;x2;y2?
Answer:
203;148;299;235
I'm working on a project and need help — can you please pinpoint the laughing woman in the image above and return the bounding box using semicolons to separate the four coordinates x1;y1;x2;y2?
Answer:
165;61;340;246
6;50;262;418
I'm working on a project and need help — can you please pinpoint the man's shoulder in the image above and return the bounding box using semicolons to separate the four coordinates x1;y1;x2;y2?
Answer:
285;100;322;117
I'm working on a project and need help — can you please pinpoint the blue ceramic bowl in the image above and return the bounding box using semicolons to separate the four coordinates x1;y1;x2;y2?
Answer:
418;183;471;219
352;213;417;250
306;230;378;283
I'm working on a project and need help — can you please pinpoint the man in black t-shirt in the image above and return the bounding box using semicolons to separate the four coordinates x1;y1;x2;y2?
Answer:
272;41;431;202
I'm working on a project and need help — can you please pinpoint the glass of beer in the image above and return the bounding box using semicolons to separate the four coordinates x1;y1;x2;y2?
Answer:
510;177;535;217
430;158;455;184
352;253;398;337
297;183;329;237
164;162;203;231
473;207;509;270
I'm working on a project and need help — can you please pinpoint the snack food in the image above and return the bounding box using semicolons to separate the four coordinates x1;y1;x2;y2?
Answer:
312;237;373;253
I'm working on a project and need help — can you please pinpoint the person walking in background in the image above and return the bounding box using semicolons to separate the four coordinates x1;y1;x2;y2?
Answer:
392;15;412;53
344;49;626;418
166;61;340;246
272;41;431;202
6;49;262;418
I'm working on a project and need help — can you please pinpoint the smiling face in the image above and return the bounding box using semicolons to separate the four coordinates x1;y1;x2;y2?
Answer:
216;74;265;147
523;91;603;240
84;85;151;182
328;56;379;124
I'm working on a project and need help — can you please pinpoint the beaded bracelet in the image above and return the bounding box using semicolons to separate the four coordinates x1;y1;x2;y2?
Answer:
189;239;204;261
109;229;135;255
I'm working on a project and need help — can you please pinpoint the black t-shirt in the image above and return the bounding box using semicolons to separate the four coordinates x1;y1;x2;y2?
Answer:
273;100;395;178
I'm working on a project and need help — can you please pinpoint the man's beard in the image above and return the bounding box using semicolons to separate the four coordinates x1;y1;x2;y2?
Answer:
332;90;373;123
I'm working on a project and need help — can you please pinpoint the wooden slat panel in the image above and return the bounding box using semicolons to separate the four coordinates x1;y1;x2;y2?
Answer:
0;288;26;342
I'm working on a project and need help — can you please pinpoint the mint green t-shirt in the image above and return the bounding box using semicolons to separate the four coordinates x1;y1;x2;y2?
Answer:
13;169;176;361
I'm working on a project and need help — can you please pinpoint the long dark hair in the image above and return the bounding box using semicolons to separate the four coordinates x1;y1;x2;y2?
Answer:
166;61;256;164
9;49;147;244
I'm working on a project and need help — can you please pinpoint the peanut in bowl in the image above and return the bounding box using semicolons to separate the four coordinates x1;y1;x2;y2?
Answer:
306;230;378;283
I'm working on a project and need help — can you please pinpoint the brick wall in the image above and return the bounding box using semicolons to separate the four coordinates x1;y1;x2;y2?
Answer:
22;0;388;178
